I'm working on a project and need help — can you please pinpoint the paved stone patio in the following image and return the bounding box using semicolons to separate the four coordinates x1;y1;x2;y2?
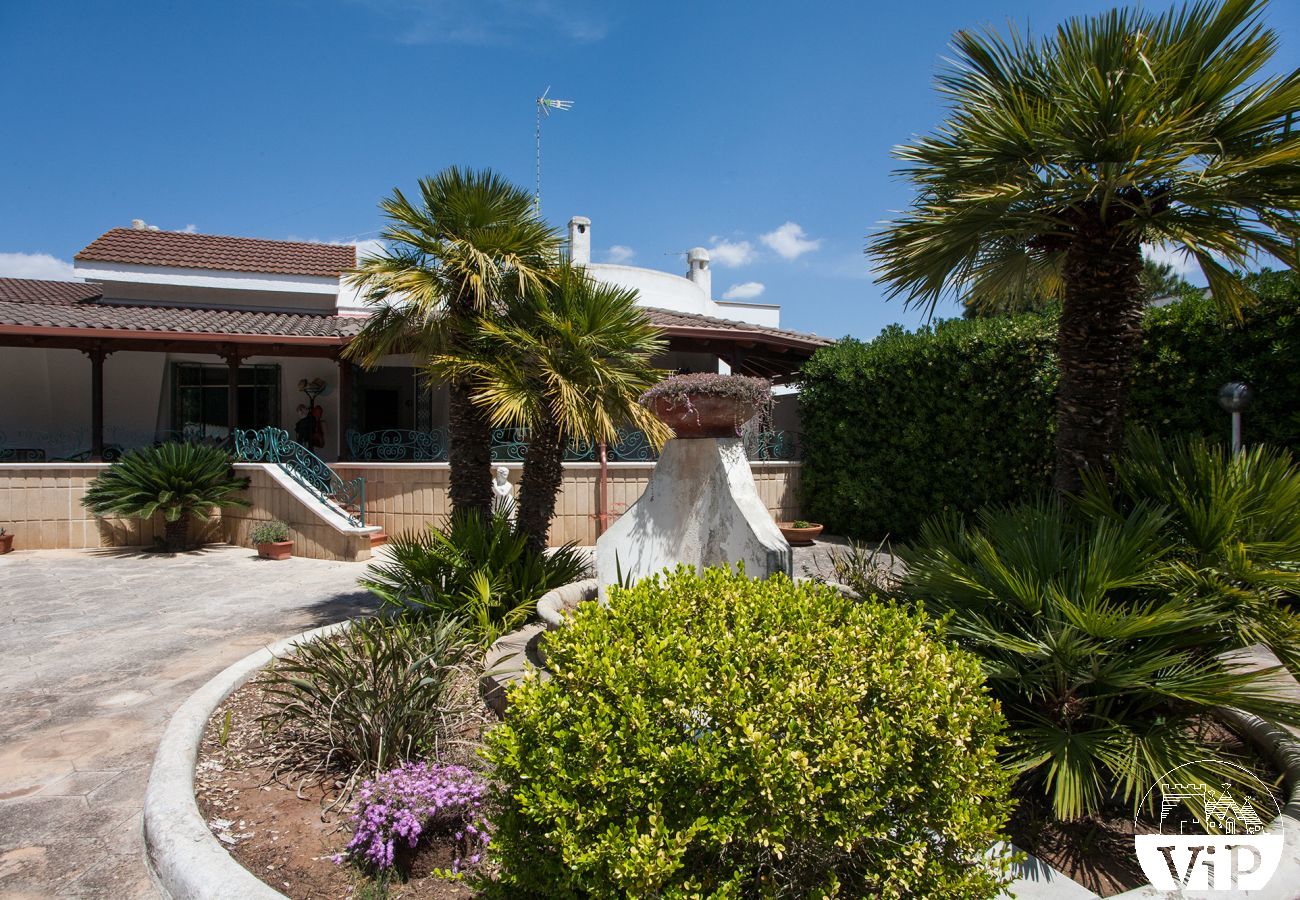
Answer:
0;546;376;899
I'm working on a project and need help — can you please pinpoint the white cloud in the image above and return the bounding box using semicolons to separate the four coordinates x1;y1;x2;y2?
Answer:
722;281;766;301
606;244;635;264
358;0;609;46
1142;242;1198;278
708;238;756;268
0;252;77;281
179;224;198;234
353;239;386;261
760;221;822;261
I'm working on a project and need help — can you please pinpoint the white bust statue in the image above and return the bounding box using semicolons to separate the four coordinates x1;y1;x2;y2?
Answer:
492;466;514;514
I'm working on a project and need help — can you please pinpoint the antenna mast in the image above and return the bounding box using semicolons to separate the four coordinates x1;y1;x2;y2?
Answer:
535;86;573;214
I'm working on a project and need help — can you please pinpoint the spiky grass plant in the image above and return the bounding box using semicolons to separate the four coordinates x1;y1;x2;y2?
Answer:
80;442;249;551
261;614;479;791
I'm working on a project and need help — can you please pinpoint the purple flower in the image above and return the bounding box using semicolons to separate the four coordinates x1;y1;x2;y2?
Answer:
338;762;491;873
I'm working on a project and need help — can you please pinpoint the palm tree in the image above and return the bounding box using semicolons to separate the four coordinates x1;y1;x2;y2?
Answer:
345;167;560;516
81;443;250;551
431;264;671;550
871;0;1300;493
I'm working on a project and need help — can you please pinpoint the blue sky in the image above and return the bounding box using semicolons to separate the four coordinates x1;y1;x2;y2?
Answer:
1;0;1297;341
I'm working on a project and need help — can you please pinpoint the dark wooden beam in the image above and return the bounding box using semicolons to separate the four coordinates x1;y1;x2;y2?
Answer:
83;344;108;462
223;347;242;437
337;356;353;461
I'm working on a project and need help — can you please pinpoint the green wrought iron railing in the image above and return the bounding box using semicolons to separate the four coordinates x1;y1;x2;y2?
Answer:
342;427;801;463
234;427;366;527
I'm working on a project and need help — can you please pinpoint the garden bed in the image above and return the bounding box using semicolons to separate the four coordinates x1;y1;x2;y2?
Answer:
194;674;481;899
1006;716;1285;897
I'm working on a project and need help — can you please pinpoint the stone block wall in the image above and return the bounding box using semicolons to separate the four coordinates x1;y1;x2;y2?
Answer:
221;464;372;562
331;461;802;546
0;460;802;555
0;464;216;550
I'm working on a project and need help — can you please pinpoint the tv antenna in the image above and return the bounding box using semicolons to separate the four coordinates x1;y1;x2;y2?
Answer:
535;86;573;214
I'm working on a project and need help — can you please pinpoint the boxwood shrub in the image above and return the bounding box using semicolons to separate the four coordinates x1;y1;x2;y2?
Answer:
802;270;1300;540
482;566;1014;899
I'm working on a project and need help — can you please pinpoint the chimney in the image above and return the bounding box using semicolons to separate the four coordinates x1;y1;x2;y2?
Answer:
568;216;591;266
686;247;711;299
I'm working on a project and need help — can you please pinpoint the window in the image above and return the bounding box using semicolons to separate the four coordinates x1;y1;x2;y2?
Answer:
171;363;280;441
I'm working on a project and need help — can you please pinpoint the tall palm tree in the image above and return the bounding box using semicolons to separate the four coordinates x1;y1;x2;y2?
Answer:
432;264;671;550
871;0;1300;493
345;167;560;515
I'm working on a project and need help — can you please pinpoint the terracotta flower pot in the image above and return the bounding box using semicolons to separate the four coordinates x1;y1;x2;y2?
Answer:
0;533;12;554
778;522;823;546
256;540;294;561
647;393;760;438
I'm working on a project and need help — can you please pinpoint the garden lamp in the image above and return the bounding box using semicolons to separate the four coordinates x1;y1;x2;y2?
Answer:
1217;381;1253;454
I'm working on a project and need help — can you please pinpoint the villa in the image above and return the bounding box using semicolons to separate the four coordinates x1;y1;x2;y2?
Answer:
0;217;827;554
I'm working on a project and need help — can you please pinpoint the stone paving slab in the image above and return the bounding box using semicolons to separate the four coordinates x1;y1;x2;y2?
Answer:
0;545;376;899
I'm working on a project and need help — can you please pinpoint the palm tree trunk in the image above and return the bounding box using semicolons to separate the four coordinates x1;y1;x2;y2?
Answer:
516;413;565;553
448;381;494;516
163;516;189;552
1053;226;1144;494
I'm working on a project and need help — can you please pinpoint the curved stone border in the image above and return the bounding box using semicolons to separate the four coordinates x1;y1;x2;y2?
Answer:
536;578;599;628
143;621;351;900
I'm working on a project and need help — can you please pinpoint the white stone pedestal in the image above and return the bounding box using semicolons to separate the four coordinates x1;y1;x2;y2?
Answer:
595;437;791;595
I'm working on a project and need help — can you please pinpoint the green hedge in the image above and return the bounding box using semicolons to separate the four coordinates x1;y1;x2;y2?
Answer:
801;270;1300;540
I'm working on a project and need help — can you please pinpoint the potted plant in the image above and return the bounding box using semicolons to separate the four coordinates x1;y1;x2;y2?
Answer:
251;520;294;560
778;519;823;546
0;527;12;554
639;373;771;438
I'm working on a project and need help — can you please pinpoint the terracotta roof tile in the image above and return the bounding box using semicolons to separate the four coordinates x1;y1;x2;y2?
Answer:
0;280;830;353
0;299;359;339
75;229;357;278
0;278;103;305
642;306;832;347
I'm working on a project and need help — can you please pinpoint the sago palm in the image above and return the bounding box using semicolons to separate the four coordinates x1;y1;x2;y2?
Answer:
359;505;589;646
81;443;250;551
901;497;1300;822
344;167;560;515
871;0;1300;492
1079;427;1300;669
431;264;671;550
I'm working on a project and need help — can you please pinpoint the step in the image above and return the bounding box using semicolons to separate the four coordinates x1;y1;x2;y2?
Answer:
369;531;389;548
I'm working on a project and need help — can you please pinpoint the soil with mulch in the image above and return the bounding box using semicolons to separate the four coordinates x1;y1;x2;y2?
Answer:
1007;717;1284;897
194;676;481;900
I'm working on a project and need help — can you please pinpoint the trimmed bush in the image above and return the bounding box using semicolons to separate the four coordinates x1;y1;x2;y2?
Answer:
483;566;1014;899
801;270;1300;540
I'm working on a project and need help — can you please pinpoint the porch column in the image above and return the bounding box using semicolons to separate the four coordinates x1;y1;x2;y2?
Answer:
85;345;107;462
224;349;242;440
337;356;353;461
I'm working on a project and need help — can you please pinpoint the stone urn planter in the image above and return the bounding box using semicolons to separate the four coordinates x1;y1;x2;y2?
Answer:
640;373;769;438
250;520;293;561
778;521;823;546
0;529;13;554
